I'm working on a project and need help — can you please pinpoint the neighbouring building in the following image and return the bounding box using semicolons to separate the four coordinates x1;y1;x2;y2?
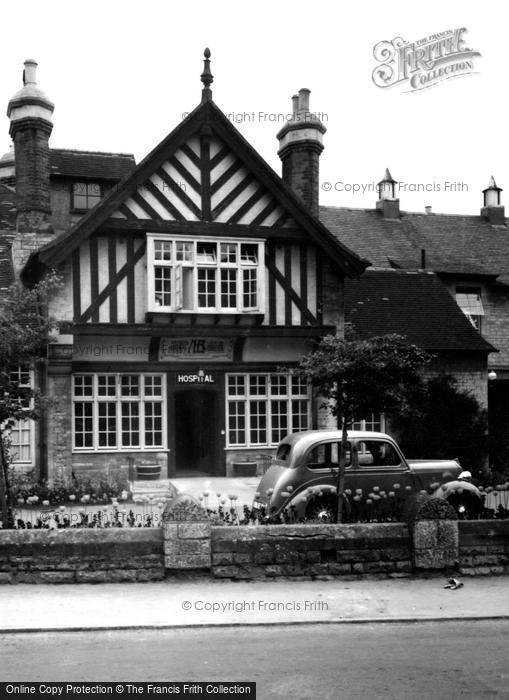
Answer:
322;171;508;468
0;55;368;482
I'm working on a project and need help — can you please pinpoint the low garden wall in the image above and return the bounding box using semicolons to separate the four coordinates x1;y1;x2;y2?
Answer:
210;523;412;579
458;520;509;576
0;529;164;584
0;497;509;583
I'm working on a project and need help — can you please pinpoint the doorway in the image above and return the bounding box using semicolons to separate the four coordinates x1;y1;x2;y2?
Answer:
174;389;220;474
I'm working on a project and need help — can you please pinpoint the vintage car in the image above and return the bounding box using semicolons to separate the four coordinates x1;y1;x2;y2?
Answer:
253;430;483;520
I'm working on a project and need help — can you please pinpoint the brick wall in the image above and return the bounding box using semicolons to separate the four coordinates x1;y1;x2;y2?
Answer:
458;520;509;576
281;146;321;217
424;354;488;409
46;372;73;481
211;523;412;579
12;123;52;214
0;529;164;584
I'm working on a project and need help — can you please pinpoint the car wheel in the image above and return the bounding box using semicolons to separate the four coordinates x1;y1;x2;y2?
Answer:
305;493;350;523
446;492;483;520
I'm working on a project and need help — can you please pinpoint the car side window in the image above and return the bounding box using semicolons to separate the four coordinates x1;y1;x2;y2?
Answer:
305;441;351;470
357;440;401;468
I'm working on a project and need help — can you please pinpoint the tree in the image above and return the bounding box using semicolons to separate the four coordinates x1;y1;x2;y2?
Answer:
0;272;61;527
390;375;489;479
296;328;430;522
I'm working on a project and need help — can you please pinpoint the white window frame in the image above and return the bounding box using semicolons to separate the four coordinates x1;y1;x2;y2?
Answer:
226;372;311;448
6;368;35;466
147;234;266;314
72;373;167;452
351;413;386;432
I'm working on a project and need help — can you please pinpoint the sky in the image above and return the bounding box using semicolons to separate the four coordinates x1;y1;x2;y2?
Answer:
0;0;505;215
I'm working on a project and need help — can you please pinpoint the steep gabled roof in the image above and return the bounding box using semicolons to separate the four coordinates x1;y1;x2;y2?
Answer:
49;149;135;181
321;206;509;281
345;268;495;353
25;100;368;278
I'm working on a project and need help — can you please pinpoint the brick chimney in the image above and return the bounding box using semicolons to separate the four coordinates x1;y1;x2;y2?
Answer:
481;176;505;225
376;168;400;219
7;59;54;232
277;88;326;218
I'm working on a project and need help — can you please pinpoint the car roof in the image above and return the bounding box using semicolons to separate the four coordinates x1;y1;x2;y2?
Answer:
280;430;395;451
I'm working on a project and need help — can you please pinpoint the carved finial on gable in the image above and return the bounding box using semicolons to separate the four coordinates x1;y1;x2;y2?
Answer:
201;47;213;103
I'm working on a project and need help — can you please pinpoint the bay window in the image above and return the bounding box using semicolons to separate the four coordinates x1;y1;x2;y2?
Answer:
226;373;311;447
147;235;265;313
73;373;166;451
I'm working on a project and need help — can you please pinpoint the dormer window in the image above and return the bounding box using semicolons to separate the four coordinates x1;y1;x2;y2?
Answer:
147;234;265;314
72;181;102;210
456;287;484;332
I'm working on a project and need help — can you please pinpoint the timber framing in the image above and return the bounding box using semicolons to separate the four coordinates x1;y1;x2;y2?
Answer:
63;323;336;338
23;100;368;279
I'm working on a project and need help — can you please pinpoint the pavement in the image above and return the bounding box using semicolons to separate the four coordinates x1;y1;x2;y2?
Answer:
0;575;508;633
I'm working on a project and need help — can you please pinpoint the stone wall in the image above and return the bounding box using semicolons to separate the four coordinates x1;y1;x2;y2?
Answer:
211;523;412;579
458;520;509;576
0;529;164;584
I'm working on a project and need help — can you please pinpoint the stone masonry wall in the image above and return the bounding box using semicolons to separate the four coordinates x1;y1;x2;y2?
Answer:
458;520;509;576
211;523;412;579
0;529;164;584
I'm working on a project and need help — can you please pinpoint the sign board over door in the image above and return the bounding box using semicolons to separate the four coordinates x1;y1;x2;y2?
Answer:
159;338;234;362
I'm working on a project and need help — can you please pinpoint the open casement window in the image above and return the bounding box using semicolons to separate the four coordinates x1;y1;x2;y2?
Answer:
147;235;265;314
455;287;484;332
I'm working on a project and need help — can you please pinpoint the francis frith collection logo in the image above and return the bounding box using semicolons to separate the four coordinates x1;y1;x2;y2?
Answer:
372;28;481;92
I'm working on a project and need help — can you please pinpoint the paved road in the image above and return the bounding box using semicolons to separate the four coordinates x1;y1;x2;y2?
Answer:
1;621;508;698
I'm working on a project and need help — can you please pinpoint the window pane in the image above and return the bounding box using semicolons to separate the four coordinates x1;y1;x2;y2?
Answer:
292;399;309;432
98;402;117;447
145;402;163;447
120;375;139;397
121;403;140;447
144;375;162;397
271;399;288;444
154;241;172;261
197;268;216;308
242;268;257;308
176;241;193;262
249;375;267;395
197;242;216;263
154;266;172;307
74;375;93;397
74;402;93;448
9;418;32;462
227;375;245;396
220;242;237;263
291;375;308;395
249;400;267;444
220;268;237;309
270;374;287;396
228;400;246;445
97;375;116;397
240;243;258;264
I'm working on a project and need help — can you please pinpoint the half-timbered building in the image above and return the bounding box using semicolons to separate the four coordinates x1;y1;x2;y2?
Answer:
1;54;367;481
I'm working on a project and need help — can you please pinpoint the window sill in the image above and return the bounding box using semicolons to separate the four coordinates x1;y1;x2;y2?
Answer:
146;311;264;326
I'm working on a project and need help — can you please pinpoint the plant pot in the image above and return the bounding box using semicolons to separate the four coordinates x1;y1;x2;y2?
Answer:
232;461;257;477
136;464;161;481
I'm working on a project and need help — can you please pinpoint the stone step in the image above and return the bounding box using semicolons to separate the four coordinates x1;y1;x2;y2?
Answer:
129;480;179;502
